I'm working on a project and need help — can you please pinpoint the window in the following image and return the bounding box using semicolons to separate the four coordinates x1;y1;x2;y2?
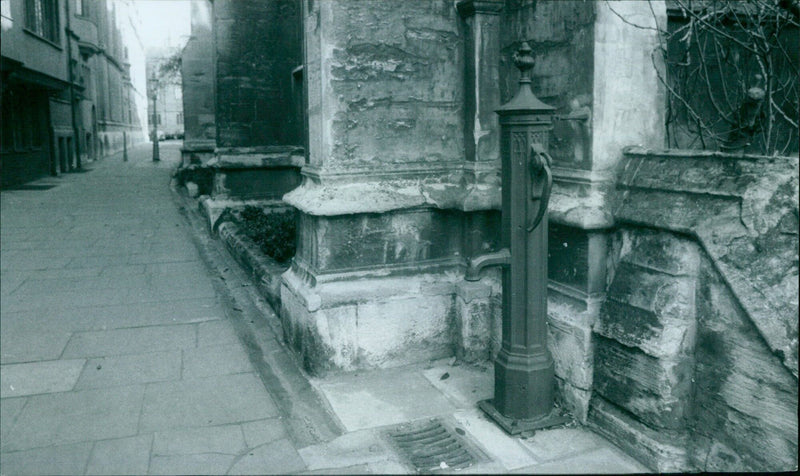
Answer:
25;0;59;44
176;113;183;124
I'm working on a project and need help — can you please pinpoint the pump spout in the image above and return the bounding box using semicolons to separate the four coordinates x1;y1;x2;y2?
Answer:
464;248;511;281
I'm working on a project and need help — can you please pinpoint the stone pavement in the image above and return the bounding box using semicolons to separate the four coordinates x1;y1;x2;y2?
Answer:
1;142;649;475
1;143;304;475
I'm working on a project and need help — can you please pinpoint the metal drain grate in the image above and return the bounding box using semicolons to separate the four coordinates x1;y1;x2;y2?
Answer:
385;419;482;472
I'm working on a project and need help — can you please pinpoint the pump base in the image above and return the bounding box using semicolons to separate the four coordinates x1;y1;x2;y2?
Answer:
478;399;571;435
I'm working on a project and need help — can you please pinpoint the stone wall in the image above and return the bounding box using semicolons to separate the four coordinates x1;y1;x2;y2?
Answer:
501;0;596;170
181;2;216;162
591;147;798;472
214;0;302;148
181;0;216;163
303;0;463;171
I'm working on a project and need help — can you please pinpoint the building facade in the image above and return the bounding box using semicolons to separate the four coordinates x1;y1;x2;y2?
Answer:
180;0;798;472
1;0;146;188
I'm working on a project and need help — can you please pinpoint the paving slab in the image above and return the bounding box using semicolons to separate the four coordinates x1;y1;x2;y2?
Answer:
227;438;307;475
62;324;197;358
2;288;141;312
139;373;279;433
182;344;253;379
511;446;650;474
0;397;27;441
2;384;145;451
0;442;94;476
240;418;291;448
1;359;86;397
0;329;73;364
420;360;494;408
11;274;150;295
517;427;610;462
314;368;456;432
85;434;153;476
75;351;182;389
152;424;247;456
77;299;223;330
197;319;241;347
298;429;400;471
299;463;374;475
0;271;29;294
25;266;104;280
0;255;71;271
451;408;539;471
148;453;237;475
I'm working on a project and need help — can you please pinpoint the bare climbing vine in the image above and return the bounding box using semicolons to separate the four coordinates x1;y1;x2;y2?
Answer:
607;0;799;155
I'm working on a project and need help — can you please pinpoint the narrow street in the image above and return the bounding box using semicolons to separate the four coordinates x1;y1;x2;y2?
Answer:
0;143;306;475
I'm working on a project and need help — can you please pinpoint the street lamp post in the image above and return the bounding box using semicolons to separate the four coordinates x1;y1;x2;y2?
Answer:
150;71;160;162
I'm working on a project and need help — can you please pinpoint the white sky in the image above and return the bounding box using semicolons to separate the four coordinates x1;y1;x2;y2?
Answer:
135;0;192;50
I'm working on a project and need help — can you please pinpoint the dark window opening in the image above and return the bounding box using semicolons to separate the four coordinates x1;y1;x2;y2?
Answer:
25;0;60;44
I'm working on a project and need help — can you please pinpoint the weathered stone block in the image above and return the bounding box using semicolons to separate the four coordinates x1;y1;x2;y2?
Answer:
547;312;593;390
555;377;591;424
356;295;452;368
280;268;461;375
297;209;463;274
692;256;798;471
453;273;501;363
593;336;693;430
618;228;700;277
597;232;698;358
214;0;301;148
213;167;300;200
304;0;463;170
548;223;590;291
589;396;691;473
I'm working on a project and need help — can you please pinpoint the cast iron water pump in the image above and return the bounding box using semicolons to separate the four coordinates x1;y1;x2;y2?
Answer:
465;42;568;434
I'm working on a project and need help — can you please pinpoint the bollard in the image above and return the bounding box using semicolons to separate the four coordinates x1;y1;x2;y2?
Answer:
465;42;568;434
123;131;128;162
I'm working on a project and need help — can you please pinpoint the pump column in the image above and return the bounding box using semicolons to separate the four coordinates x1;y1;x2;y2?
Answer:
466;42;568;434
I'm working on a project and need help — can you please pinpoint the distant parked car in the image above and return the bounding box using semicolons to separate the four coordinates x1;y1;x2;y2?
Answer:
152;130;166;141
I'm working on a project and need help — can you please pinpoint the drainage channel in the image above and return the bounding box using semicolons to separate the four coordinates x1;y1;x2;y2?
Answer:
384;418;488;473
